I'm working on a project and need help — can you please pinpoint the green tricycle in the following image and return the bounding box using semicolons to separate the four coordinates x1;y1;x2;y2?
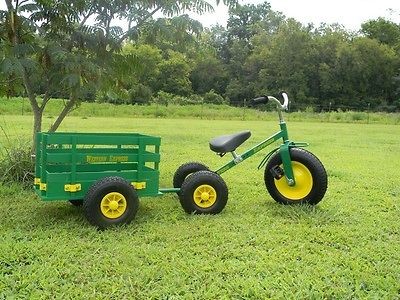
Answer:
172;92;327;213
34;93;327;229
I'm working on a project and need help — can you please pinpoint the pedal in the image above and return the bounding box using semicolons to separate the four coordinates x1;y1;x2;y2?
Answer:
270;165;284;179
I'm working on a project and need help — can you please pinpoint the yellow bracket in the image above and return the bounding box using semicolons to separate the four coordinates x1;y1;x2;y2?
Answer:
131;182;146;190
65;184;82;192
34;178;41;185
40;183;47;191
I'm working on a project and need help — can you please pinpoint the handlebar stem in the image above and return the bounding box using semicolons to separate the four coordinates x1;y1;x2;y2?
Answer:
267;94;288;123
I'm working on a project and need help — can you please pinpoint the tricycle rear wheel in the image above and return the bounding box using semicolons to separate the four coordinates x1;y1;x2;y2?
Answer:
173;162;209;193
179;170;228;214
83;177;139;229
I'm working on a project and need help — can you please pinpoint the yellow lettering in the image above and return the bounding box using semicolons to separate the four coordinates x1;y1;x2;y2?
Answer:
110;156;129;162
86;155;129;163
86;156;107;163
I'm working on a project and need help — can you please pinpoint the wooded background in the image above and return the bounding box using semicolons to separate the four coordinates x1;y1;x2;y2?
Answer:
1;0;400;126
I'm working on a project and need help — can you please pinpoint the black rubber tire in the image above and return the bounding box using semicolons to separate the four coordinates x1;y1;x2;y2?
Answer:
179;170;228;214
173;162;209;190
69;199;83;207
83;177;139;229
264;148;327;205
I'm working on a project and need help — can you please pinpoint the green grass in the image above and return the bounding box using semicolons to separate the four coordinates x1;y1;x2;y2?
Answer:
0;114;399;299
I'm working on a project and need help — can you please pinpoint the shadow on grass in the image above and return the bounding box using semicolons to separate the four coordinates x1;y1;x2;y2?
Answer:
264;201;337;225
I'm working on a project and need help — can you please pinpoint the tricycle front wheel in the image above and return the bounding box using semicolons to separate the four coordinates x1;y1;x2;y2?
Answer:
179;170;228;214
264;148;327;205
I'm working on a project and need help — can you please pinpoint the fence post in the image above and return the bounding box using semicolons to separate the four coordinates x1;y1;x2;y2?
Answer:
242;99;246;120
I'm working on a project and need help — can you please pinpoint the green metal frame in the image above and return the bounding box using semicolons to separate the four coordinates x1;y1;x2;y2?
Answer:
158;121;304;195
213;121;308;186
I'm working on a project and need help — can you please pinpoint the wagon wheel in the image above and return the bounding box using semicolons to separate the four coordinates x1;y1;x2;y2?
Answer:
83;177;139;229
69;199;83;207
179;170;228;214
264;148;327;205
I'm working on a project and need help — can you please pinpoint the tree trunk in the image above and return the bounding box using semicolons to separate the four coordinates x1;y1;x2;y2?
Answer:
6;0;42;152
5;1;77;153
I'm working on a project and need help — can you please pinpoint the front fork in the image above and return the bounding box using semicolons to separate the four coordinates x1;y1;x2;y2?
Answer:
259;141;308;186
280;141;296;186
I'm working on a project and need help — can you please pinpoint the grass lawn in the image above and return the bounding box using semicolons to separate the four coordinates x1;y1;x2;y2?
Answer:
0;114;399;299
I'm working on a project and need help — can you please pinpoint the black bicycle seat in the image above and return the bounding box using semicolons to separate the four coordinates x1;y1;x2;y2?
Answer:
209;131;251;153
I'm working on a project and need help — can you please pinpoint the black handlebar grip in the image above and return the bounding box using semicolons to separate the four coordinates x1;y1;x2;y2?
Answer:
250;96;269;106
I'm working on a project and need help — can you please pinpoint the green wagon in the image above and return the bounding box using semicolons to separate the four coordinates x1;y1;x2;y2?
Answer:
34;132;164;228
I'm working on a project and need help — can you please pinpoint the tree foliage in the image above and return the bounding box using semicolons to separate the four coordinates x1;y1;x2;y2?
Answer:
0;0;239;144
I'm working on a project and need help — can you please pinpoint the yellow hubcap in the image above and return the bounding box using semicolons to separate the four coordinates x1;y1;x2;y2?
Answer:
193;185;217;208
275;162;313;200
100;192;127;219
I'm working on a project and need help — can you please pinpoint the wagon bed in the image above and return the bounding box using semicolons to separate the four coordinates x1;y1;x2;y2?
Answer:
34;132;161;201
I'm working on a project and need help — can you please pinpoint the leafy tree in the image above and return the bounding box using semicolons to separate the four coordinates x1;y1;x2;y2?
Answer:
0;0;238;144
310;25;350;108
222;1;285;105
250;19;314;107
207;25;230;63
226;1;281;43
139;14;204;53
361;18;400;48
191;56;228;95
335;37;400;109
156;51;193;96
104;43;164;104
190;50;228;95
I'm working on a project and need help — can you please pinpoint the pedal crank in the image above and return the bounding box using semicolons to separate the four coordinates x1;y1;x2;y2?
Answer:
270;165;284;180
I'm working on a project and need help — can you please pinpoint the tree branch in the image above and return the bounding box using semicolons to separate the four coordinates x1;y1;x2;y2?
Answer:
117;6;162;44
21;69;40;113
4;0;13;11
39;84;51;113
79;6;94;27
48;92;77;132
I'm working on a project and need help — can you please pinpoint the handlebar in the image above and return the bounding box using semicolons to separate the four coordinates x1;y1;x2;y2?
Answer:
251;96;269;105
251;92;289;111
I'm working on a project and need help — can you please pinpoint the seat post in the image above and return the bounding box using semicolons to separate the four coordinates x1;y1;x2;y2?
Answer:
231;151;243;164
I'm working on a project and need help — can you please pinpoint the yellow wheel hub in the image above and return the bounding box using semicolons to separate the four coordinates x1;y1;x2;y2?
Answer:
100;192;127;219
275;161;313;200
193;185;217;208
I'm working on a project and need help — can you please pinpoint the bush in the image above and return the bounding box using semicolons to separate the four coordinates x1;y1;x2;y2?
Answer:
187;94;204;105
0;140;34;188
95;90;128;105
153;91;175;106
128;84;153;105
153;91;204;106
203;90;226;105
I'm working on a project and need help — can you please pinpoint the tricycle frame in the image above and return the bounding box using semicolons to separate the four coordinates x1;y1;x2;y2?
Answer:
159;100;307;195
214;120;307;186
